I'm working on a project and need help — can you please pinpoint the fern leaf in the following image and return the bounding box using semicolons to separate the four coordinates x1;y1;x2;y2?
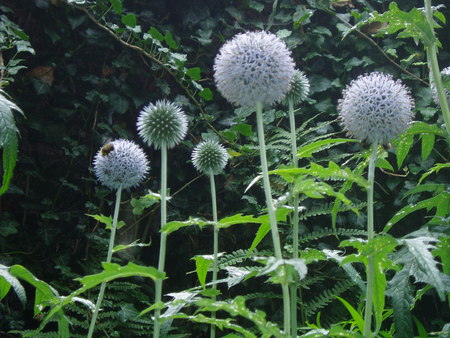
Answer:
297;138;359;158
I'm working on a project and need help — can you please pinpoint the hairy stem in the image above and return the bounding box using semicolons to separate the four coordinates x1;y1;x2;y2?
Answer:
288;98;300;336
255;102;291;335
210;171;219;338
87;187;122;338
424;0;450;134
363;143;378;337
154;144;168;338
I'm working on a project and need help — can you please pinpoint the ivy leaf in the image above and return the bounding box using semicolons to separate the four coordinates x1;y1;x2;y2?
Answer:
121;14;136;28
186;67;201;81
148;27;164;41
232;123;252;137
164;31;178;50
108;0;122;14
199;88;213;101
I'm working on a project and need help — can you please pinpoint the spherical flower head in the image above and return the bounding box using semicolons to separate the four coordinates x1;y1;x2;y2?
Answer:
213;31;295;108
191;140;229;175
137;100;188;149
283;69;310;106
432;66;450;106
338;72;414;145
93;139;149;190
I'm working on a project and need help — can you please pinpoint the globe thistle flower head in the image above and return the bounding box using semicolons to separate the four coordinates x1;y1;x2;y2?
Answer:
338;72;414;145
283;69;310;106
191;140;229;175
214;31;295;108
137;100;188;149
93;139;149;190
432;66;450;106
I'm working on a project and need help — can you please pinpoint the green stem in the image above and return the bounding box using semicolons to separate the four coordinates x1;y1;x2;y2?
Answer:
424;0;450;134
255;102;291;336
87;187;122;338
288;98;300;336
210;171;218;338
154;144;168;338
363;143;378;338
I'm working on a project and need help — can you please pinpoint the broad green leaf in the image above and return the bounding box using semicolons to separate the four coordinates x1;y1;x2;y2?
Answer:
384;193;450;232
108;0;122;14
405;121;448;138
420;133;435;161
131;191;160;215
232;123;253;137
121;13;136;28
335;296;364;333
164;31;178;50
192;256;213;286
247;222;270;257
394;133;413;169
186;67;201;81
161;217;212;234
86;213;126;230
113;240;151;253
297;138;358;158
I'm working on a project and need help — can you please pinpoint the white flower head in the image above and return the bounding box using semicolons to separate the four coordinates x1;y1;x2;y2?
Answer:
137;100;188;149
94;139;149;190
214;31;295;108
338;72;414;144
283;69;310;106
432;66;450;106
192;140;229;175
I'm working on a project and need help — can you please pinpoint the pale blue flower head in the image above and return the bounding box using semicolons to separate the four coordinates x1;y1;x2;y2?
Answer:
94;139;149;190
192;140;229;175
214;31;295;108
338;72;414;145
137;100;188;149
283;69;310;106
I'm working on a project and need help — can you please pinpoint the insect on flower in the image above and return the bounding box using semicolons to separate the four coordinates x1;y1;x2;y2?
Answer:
100;143;115;157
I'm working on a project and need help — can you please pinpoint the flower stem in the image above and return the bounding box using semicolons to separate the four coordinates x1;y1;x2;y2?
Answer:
210;171;218;338
154;144;168;338
255;102;291;335
288;98;300;336
424;0;450;134
363;143;378;338
87;187;122;338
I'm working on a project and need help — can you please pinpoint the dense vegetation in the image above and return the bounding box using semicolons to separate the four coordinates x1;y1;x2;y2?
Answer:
0;0;449;337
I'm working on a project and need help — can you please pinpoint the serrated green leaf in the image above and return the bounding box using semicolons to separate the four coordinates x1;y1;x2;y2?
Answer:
0;265;26;306
297;138;358;158
218;213;261;229
161;217;213;234
192;256;212;286
420;133;435;161
113;240;151;253
108;0;122;14
419;163;450;184
186;67;201;81
384;193;450;232
121;13;136;28
394;133;413;169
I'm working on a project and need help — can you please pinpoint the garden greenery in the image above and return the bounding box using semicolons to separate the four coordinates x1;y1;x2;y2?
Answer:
0;0;449;337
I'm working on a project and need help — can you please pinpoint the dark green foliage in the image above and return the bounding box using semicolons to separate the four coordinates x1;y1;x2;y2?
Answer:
0;0;449;336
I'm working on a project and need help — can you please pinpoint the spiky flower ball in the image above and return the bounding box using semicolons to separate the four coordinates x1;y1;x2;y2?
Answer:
191;140;228;175
93;139;149;190
338;72;414;145
283;69;310;106
214;31;295;108
432;66;450;106
137;100;188;149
